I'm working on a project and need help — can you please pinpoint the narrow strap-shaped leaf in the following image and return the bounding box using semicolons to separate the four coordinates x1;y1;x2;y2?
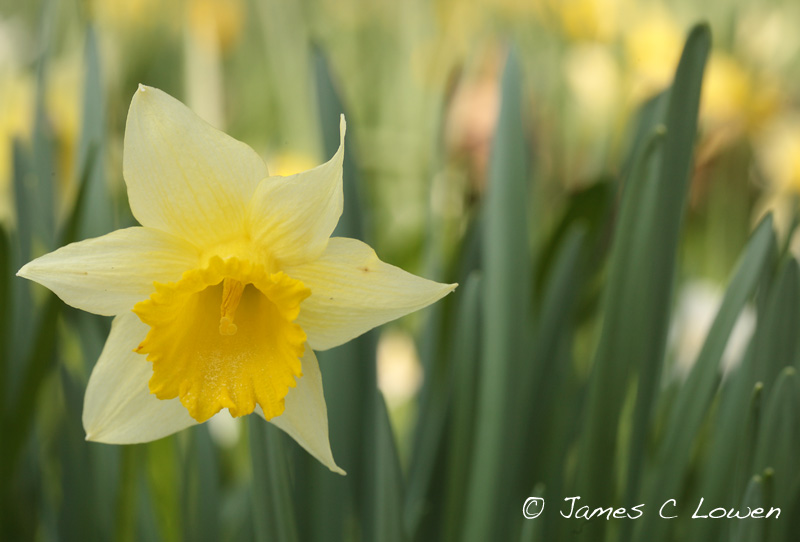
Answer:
57;366;105;541
116;446;139;542
688;258;800;541
249;419;299;542
572;116;665;528
0;291;59;492
364;393;408;542
573;25;710;542
1;138;96;469
752;367;800;541
8;141;35;389
442;273;481;541
183;426;220;542
635;215;775;542
685;378;763;542
731;476;765;542
463;47;531;542
621;23;712;530
198;426;221;542
404;291;452;539
135;470;161;541
0;225;9;395
146;438;182;541
76;27;114;239
750;260;800;397
734;383;764;508
519;484;546;542
514;227;587;542
509;226;585;505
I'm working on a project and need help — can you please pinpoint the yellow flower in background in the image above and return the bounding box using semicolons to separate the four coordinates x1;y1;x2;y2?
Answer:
624;6;683;100
752;113;800;241
0;54;82;227
737;6;800;74
700;53;781;139
18;86;455;473
700;54;751;132
0;70;33;226
90;0;182;32
757;114;800;194
564;43;621;127
620;8;780;150
553;0;622;42
46;55;84;216
188;0;244;52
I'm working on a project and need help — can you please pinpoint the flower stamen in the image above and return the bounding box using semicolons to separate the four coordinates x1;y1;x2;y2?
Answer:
219;277;245;335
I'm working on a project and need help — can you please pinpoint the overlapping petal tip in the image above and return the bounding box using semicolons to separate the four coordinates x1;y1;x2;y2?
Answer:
16;227;200;316
286;237;457;351
246;115;346;267
258;348;345;475
124;84;268;248
83;313;197;443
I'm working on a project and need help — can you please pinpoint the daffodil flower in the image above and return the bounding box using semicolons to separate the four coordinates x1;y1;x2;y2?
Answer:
18;85;455;474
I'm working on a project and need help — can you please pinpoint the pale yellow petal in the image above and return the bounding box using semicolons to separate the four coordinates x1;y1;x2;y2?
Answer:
17;227;199;316
246;116;345;267
124;85;268;248
83;313;197;443
285;237;457;351
259;348;345;475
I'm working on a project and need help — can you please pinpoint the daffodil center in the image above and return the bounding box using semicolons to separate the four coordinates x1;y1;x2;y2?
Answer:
133;257;311;423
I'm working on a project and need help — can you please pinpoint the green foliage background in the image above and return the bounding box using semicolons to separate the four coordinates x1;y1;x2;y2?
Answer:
2;1;800;541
